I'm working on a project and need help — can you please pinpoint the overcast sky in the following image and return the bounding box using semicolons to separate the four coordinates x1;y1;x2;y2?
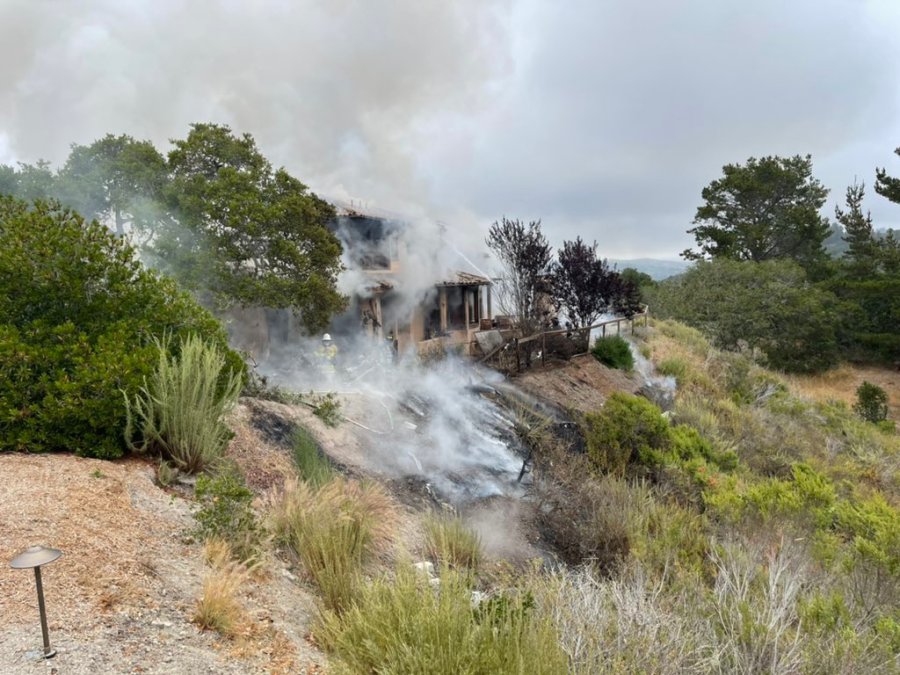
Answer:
2;0;900;258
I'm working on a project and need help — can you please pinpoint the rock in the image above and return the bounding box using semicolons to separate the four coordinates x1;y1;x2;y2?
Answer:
412;561;435;577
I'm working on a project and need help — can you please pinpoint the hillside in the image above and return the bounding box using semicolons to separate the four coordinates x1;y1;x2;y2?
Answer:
2;320;898;673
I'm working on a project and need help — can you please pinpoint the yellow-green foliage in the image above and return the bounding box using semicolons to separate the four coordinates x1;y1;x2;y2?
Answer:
833;493;900;575
125;334;243;473
656;357;688;383
423;513;482;572
317;565;567;675
653;318;710;357
705;463;900;588
269;477;394;614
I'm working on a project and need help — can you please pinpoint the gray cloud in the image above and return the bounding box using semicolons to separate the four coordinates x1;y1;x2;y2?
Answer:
2;0;900;258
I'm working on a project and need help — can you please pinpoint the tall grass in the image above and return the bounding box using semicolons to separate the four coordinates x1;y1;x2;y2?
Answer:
317;565;568;674
423;512;482;572
291;425;334;487
268;477;395;613
125;334;242;473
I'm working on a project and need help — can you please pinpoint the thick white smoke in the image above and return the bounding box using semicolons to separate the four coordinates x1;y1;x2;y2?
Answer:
0;0;513;224
259;330;529;505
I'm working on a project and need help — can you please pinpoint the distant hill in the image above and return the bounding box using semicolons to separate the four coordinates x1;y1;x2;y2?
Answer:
609;258;691;281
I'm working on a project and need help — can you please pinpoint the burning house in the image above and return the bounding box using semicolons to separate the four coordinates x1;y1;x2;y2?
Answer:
332;204;493;356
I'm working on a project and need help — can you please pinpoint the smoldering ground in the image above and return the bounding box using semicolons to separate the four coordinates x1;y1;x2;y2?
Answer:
257;331;529;506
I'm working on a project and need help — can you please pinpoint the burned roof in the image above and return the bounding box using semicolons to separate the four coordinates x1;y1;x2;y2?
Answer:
363;277;394;293
436;271;492;287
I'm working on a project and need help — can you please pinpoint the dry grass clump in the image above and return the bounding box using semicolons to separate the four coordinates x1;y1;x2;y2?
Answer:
423;512;482;572
711;539;805;674
530;538;816;675
193;539;255;637
530;565;715;674
268;477;396;613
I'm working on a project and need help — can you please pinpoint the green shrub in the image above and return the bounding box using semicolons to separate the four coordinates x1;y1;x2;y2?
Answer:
0;197;239;458
317;565;567;675
423;513;482;572
591;335;635;371
854;381;889;424
125;334;242;473
652;259;840;373
307;391;342;427
193;462;261;563
291;426;334;487
583;393;669;474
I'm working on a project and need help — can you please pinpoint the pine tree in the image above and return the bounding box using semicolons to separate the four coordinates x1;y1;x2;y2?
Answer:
835;181;877;278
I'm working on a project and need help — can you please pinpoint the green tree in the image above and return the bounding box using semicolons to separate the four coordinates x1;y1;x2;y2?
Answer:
654;259;839;373
162;123;345;332
57;134;169;237
0;160;57;201
0;164;17;196
684;155;830;270
835;181;878;278
875;147;900;205
0;197;239;458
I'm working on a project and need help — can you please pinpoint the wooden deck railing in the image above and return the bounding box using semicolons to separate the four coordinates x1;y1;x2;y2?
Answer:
478;306;649;373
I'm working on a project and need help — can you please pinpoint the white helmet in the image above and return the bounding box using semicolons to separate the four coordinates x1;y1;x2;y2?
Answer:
322;333;332;342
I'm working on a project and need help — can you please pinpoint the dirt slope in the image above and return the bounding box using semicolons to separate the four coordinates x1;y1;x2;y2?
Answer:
513;354;641;415
0;449;323;673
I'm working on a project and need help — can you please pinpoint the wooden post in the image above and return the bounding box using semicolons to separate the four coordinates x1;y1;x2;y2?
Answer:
602;324;606;338
463;287;470;327
439;287;448;333
515;338;520;372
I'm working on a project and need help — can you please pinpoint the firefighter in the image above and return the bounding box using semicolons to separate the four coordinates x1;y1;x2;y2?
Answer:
316;333;338;374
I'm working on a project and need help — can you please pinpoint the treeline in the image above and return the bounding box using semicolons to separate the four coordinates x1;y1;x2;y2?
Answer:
642;154;900;373
0;125;345;332
0;124;347;459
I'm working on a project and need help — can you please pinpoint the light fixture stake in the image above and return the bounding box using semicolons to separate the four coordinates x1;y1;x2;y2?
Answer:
10;545;62;660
